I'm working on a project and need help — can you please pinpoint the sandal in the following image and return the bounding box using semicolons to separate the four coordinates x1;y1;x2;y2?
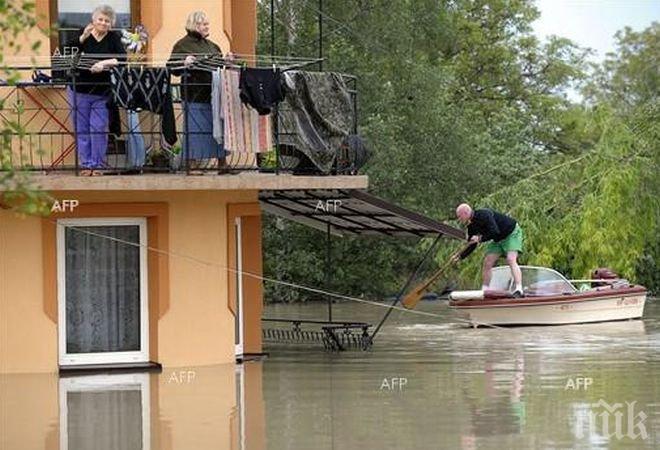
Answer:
90;170;104;176
80;169;92;176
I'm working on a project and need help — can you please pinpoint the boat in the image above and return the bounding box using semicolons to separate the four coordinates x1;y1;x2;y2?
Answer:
448;266;647;327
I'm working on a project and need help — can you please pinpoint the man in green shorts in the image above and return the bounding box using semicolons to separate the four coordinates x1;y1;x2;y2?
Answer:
455;203;524;297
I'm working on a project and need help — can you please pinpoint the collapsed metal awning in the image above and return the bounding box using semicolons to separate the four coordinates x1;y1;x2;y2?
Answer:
259;189;464;239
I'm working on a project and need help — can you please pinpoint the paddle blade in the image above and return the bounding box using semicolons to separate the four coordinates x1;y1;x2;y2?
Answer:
401;288;424;309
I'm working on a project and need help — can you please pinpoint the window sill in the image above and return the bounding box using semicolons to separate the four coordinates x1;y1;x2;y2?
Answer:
59;361;162;376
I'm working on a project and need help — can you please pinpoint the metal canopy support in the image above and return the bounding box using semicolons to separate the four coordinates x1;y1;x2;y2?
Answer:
326;222;332;322
259;189;466;349
366;234;443;348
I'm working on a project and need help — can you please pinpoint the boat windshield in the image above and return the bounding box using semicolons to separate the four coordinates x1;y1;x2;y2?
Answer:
489;266;577;296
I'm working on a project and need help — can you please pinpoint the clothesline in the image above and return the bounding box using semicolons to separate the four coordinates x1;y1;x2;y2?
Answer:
3;53;323;72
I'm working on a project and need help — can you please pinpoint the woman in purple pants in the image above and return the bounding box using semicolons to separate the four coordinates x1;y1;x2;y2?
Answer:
66;5;125;176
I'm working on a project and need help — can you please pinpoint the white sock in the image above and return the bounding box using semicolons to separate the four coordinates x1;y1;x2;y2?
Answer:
515;283;523;292
481;285;489;291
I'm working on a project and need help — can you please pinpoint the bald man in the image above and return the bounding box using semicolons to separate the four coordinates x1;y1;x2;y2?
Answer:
456;203;524;297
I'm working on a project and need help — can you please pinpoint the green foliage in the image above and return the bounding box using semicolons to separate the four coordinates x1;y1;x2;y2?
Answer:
0;1;52;215
258;1;658;300
450;103;658;290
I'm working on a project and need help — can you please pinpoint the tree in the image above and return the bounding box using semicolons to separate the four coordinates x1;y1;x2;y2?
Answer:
0;1;52;215
257;0;593;301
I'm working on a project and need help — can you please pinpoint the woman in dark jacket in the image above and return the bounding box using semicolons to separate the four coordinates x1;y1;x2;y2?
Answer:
66;4;125;176
168;11;225;173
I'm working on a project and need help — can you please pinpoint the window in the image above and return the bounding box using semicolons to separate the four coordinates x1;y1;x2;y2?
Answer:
50;0;140;53
57;218;149;366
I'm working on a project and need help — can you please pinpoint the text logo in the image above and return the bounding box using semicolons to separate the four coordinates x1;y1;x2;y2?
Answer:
575;400;648;440
51;199;79;212
565;376;593;390
315;199;342;213
380;377;407;391
168;370;196;384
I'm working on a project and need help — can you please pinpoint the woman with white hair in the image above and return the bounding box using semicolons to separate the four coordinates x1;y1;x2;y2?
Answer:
66;4;125;176
168;11;225;173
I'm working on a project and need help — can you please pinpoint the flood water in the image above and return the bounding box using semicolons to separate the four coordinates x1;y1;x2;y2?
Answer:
262;299;660;450
2;299;659;450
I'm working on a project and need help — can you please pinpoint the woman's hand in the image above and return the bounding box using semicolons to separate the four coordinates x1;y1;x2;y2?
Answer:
184;55;196;67
89;59;117;73
80;23;95;43
90;61;105;73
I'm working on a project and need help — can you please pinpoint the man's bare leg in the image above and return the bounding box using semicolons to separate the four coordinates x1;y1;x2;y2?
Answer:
506;251;523;293
482;253;500;290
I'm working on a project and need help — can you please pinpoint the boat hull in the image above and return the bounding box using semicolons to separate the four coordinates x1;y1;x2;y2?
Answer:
450;290;647;327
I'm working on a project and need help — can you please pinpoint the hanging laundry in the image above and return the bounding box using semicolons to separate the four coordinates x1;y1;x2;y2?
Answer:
110;66;177;145
222;69;245;153
239;67;286;115
211;68;224;146
258;114;273;153
279;71;355;174
220;68;273;155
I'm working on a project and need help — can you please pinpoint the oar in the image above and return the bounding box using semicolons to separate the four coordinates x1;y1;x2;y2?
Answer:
401;241;476;309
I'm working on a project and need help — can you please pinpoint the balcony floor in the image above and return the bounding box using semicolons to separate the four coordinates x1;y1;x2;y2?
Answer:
25;172;369;191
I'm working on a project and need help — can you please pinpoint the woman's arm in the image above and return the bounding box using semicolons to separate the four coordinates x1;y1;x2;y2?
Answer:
167;39;195;76
90;32;125;72
78;23;95;44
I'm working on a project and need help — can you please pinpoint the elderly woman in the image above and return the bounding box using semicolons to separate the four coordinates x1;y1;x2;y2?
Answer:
66;4;125;176
168;11;225;173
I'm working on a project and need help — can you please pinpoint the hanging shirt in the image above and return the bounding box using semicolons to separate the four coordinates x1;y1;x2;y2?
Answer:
110;66;177;145
239;68;286;115
65;29;126;95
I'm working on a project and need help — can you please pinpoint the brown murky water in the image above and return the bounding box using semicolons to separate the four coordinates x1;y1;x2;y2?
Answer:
262;299;660;450
2;299;658;450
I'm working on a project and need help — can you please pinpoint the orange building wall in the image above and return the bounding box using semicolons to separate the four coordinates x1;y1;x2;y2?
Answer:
17;0;257;62
0;189;264;374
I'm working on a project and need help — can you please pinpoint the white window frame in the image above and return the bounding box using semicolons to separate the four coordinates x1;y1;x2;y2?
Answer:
59;373;151;450
57;217;149;366
234;217;244;357
235;364;246;450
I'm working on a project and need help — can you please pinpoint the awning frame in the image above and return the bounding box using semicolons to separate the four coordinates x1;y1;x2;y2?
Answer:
259;189;464;240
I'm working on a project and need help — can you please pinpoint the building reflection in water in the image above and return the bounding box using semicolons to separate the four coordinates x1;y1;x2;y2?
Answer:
60;374;150;449
1;362;265;450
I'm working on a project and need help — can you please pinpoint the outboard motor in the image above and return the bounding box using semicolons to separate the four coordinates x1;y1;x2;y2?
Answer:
591;268;621;287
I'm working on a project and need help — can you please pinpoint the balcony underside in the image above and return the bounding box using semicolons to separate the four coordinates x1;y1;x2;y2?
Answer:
24;172;369;191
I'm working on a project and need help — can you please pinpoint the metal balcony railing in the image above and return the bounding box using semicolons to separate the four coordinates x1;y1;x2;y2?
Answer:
0;65;358;176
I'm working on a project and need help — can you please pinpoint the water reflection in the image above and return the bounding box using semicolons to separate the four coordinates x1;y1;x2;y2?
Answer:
2;301;659;449
1;363;265;450
60;374;149;450
263;300;660;449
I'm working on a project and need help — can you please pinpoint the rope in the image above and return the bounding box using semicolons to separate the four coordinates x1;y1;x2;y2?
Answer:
45;218;644;343
50;219;500;329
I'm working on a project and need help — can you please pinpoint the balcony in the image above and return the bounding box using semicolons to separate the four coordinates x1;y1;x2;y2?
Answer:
0;63;366;191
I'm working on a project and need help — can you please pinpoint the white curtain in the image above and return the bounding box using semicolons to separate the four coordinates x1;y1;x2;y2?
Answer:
65;225;141;354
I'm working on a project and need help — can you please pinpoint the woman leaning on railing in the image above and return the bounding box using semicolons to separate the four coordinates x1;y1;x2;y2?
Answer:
65;4;125;176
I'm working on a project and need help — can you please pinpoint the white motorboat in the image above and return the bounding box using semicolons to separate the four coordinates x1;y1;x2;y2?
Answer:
448;266;647;327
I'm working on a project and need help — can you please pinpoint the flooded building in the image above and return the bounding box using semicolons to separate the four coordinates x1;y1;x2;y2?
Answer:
0;0;367;374
0;1;366;449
